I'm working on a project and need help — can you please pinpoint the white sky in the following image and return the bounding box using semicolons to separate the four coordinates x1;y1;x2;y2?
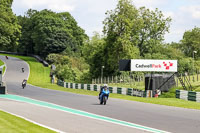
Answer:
12;0;200;43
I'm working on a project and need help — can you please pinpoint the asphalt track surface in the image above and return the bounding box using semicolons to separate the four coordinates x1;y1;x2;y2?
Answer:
0;55;200;133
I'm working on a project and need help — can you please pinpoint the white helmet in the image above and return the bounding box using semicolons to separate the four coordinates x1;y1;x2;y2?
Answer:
104;84;108;87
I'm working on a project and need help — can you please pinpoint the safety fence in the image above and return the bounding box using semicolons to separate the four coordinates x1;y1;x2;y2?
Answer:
92;72;200;90
57;80;146;97
176;90;200;102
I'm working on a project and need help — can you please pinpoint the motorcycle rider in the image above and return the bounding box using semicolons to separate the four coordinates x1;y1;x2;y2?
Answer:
22;79;27;89
22;68;24;73
99;84;109;99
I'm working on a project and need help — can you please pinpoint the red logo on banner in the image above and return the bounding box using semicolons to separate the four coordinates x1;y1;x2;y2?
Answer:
163;62;173;70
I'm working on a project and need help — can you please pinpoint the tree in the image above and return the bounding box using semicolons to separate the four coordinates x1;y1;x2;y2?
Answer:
46;53;90;83
103;0;140;76
102;0;171;76
137;7;171;56
180;27;200;59
17;9;38;54
81;32;106;78
18;9;88;57
0;0;21;51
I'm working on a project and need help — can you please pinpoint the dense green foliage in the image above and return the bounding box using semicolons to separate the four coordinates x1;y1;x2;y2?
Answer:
180;27;200;58
102;0;140;75
170;27;200;72
82;0;199;78
0;0;21;51
18;9;87;57
46;54;90;83
82;33;106;78
82;0;172;78
1;0;200;82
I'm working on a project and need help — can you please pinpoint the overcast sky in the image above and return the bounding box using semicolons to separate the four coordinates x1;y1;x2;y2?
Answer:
12;0;200;43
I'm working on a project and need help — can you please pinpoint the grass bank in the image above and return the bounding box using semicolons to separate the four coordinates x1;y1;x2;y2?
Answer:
0;110;56;133
0;60;4;66
1;54;200;110
0;59;6;74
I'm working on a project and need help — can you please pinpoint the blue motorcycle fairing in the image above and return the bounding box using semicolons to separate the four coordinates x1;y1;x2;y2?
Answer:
100;89;110;102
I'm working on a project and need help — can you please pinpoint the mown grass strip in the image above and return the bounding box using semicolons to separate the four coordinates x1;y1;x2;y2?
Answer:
0;60;4;66
0;59;6;74
1;54;200;110
0;110;56;133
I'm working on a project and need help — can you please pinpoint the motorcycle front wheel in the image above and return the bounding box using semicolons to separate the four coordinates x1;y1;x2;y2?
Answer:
103;97;107;105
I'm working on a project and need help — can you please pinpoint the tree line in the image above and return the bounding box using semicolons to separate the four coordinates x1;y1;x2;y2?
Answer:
0;0;199;83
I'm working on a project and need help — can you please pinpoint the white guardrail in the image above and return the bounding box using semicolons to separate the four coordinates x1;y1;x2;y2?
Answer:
176;90;200;102
57;79;146;97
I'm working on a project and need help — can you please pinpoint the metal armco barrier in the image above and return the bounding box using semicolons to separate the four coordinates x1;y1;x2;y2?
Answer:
57;80;146;97
81;84;84;89
87;84;90;90
176;90;200;102
66;83;68;88
75;83;78;89
109;87;113;93
70;83;73;89
117;88;122;94
127;88;132;96
94;85;97;91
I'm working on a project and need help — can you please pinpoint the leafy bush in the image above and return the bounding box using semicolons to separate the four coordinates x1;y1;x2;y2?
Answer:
46;53;90;83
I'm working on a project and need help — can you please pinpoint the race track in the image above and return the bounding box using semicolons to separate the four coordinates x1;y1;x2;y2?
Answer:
0;55;200;133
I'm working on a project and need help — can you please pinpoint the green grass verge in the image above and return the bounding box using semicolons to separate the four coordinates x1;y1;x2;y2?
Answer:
1;54;200;110
0;59;6;74
108;82;145;90
0;110;56;133
0;60;4;66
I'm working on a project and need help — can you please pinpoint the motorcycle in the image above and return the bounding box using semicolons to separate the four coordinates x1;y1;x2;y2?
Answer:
22;68;24;73
22;79;27;89
99;88;110;105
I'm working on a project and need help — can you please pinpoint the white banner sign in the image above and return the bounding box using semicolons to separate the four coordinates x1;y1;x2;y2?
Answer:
131;59;177;72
